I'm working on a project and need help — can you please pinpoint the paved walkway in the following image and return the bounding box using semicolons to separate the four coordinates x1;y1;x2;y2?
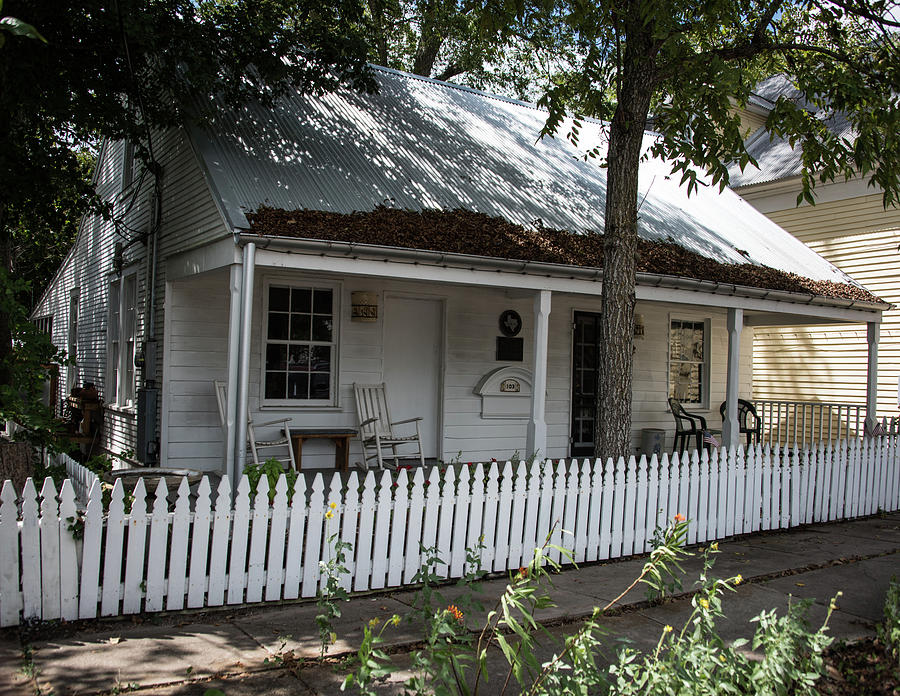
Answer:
2;513;899;696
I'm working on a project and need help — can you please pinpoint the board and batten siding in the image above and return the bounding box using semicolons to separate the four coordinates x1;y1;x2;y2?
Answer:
165;267;753;472
747;187;900;417
31;128;231;461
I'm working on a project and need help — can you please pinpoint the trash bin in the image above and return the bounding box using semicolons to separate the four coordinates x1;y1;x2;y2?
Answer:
641;428;665;457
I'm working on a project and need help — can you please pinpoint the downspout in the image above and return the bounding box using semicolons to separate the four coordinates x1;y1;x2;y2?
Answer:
235;242;256;481
224;262;243;484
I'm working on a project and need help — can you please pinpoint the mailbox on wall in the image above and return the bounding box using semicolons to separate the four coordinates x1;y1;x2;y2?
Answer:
473;366;533;419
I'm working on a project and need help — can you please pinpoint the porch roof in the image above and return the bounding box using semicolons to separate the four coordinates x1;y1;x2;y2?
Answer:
190;65;860;292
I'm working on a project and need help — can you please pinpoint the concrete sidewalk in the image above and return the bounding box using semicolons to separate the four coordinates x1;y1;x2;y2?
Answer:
3;513;899;696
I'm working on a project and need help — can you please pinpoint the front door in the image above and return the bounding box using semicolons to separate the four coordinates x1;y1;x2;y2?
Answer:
571;311;602;457
383;296;443;459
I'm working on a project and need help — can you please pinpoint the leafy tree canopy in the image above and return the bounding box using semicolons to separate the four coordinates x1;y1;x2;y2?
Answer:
490;0;900;457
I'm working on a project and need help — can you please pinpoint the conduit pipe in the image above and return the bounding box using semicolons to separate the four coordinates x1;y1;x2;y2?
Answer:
235;242;256;479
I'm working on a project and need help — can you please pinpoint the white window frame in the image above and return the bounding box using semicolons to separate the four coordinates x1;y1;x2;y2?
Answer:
261;278;341;408
667;316;710;408
107;269;139;408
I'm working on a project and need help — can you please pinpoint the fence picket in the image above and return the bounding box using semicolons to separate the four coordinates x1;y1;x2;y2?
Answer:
246;477;270;603
549;461;567;563
610;458;626;558
404;468;426;583
657;454;670;532
450;466;471;577
58;481;79;621
187;477;212;608
574;461;591;561
144;478;170;612
467;464;486;572
696;453;709;543
598;458;615;561
354;472;376;592
717;448;729;535
436;467;456;579
100;480;125;616
335;473;354;593
77;481;102;619
207;476;232;606
39;478;61;620
493;462;513;571
480;464;499;573
322;473;343;589
507;462;528;570
122;478;148;615
167;478;192;611
421;467;441;571
621;457;638;555
523;461;542;567
668;455;681;528
265;476;288;601
227;477;251;604
586;460;603;562
388;468;410;587
687;452;700;545
303;474;326;597
644;455;659;553
0;482;21;626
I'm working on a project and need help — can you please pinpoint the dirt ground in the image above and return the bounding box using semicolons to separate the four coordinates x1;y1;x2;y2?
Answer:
820;638;900;696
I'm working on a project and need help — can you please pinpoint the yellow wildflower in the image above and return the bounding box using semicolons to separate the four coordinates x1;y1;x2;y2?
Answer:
698;598;710;609
391;615;401;626
329;501;338;510
325;510;334;520
710;542;719;551
664;625;673;633
719;654;726;663
734;574;743;585
368;617;381;629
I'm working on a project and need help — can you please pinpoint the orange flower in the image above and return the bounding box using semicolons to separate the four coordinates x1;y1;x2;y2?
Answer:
674;513;686;522
447;604;464;622
517;566;529;579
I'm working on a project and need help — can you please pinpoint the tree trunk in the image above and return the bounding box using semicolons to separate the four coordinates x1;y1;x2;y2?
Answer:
594;21;656;460
0;204;12;391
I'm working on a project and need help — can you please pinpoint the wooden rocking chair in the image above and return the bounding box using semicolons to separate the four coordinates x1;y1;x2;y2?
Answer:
214;380;296;470
353;382;426;470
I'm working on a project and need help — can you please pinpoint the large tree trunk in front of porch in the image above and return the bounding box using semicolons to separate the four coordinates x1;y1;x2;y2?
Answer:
594;24;656;460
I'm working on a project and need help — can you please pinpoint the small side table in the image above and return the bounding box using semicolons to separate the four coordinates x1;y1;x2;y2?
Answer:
289;428;357;472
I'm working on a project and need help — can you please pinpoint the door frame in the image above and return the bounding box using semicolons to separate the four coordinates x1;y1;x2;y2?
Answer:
569;308;603;458
382;291;447;461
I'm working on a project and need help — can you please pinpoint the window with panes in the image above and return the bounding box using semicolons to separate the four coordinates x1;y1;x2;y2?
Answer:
668;318;708;406
264;284;336;402
108;272;138;406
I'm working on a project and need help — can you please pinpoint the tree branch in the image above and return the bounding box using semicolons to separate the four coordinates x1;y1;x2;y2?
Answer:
822;0;900;27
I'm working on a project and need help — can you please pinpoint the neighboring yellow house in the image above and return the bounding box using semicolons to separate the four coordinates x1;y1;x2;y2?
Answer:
731;76;899;426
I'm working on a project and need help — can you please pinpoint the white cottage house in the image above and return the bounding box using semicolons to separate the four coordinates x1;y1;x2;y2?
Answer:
32;65;887;482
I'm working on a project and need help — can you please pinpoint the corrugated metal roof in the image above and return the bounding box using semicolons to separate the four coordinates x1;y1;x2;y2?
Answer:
729;75;856;188
190;65;858;287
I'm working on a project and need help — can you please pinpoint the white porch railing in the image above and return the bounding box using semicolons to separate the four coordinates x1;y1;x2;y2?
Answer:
1;437;899;627
752;400;871;448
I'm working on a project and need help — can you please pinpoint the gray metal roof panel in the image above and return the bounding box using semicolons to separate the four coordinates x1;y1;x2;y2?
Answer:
190;66;858;287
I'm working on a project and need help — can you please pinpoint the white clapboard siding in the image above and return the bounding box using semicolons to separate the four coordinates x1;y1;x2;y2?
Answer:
2;437;900;626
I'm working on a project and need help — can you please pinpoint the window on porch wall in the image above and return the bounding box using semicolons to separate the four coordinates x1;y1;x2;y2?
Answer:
669;318;708;406
264;284;336;403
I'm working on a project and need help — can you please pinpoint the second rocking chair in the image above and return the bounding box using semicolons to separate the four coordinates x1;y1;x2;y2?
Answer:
353;382;426;470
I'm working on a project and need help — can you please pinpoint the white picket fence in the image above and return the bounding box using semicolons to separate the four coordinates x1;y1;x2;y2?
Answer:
1;437;899;627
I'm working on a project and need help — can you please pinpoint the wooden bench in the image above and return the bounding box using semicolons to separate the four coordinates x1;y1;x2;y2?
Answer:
289;428;357;472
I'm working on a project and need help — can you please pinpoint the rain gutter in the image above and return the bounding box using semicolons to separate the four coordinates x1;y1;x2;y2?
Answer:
236;233;889;314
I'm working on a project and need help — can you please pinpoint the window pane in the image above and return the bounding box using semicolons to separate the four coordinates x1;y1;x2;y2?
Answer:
313;289;332;314
312;346;331;373
312;316;332;342
291;288;311;312
290;313;310;341
269;286;290;312
310;373;329;399
268;313;289;340
265;372;287;399
288;372;309;399
266;344;287;371
288;345;310;371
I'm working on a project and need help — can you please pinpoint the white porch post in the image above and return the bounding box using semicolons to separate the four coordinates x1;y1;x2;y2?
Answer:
721;307;743;451
235;242;256;480
866;321;880;430
224;264;243;483
527;290;551;459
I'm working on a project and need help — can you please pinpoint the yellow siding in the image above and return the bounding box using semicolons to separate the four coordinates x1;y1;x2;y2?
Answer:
753;192;900;418
735;108;767;138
